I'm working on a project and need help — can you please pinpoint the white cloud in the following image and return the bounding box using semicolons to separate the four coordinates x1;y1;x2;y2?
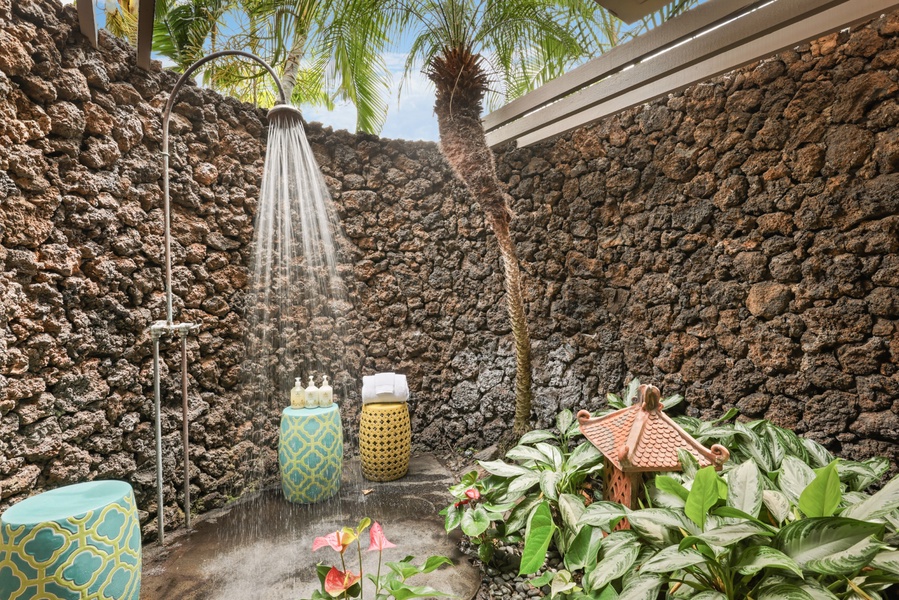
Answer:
301;53;439;143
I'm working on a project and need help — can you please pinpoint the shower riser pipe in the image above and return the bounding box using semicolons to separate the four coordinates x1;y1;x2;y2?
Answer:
153;50;300;546
181;333;190;532
152;334;164;546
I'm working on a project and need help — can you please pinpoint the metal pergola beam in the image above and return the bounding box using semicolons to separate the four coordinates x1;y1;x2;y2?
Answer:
486;0;899;148
483;0;761;135
137;0;157;70
76;0;98;49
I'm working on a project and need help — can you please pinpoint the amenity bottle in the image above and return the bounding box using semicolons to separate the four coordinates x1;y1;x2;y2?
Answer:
319;376;333;407
305;376;319;408
290;377;305;409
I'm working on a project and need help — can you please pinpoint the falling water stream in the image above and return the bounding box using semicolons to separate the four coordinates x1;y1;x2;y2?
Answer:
225;107;371;550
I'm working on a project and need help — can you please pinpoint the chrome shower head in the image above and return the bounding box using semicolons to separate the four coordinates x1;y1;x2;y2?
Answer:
268;104;304;127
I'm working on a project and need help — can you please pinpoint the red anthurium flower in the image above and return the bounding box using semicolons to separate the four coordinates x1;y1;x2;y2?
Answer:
323;567;361;597
367;521;397;552
465;487;480;501
312;529;357;553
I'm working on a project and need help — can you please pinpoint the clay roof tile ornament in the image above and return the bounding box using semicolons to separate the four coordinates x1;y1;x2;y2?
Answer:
577;384;729;473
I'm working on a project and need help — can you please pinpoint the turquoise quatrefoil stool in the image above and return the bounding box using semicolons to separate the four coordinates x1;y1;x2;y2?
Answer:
279;405;344;503
0;480;141;600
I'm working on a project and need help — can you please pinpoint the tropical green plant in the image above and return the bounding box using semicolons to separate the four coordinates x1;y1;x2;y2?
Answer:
105;0;391;132
303;518;453;600
573;455;899;600
441;409;604;568
446;393;899;599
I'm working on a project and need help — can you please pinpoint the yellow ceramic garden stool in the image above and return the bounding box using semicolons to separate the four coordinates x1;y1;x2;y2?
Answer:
359;402;411;482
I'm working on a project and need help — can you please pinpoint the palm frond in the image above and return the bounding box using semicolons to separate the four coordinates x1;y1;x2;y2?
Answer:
105;0;139;45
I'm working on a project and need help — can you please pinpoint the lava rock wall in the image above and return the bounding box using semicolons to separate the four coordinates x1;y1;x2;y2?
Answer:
0;0;272;536
493;18;899;463
1;0;897;539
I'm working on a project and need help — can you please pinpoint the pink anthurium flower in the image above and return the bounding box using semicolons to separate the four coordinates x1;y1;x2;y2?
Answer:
465;487;480;501
323;567;361;597
367;521;397;552
312;528;357;553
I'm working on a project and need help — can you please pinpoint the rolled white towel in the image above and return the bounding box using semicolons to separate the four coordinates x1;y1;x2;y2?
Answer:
361;373;409;404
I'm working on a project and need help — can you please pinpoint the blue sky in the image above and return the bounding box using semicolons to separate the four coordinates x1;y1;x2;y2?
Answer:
301;53;439;142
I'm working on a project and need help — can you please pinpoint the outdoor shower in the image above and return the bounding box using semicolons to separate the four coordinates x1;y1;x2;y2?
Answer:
152;50;302;545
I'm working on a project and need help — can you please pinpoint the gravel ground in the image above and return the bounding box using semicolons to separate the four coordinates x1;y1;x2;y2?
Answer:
460;538;566;600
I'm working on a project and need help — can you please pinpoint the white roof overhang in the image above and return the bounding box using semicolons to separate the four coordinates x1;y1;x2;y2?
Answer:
485;0;899;148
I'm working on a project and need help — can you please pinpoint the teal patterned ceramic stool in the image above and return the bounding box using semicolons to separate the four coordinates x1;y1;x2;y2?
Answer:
279;405;343;504
0;480;141;600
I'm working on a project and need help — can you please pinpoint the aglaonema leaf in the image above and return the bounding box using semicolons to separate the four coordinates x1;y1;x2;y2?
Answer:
842;472;899;522
734;545;803;578
517;429;556;445
677;448;699;480
795;579;841;600
507;472;540;496
556;410;573;436
639;546;707;573
685;466;719;530
691;592;727;600
566;441;602;470
582;535;640;591
506;445;551;464
799;460;841;518
578;501;627;530
776;517;885;575
756;583;815;600
519;500;555;575
870;549;899;575
616;573;663;600
539;470;560;502
478;459;532;478
698;521;774;546
763;489;792;525
727;460;763;518
627;508;696;546
655;475;688;502
563;524;603;572
779;455;816;508
558;493;586;531
504;494;542;533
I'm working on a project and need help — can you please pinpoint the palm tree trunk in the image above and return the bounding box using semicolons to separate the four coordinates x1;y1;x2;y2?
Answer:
281;32;307;102
429;48;533;436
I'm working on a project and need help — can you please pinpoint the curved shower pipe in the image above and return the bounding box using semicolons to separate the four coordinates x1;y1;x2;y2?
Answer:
152;50;300;546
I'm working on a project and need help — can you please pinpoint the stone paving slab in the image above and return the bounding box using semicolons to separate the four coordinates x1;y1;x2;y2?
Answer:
142;454;479;600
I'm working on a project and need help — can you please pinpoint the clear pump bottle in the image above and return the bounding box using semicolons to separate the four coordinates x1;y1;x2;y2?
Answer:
290;377;305;409
305;376;319;408
319;376;333;407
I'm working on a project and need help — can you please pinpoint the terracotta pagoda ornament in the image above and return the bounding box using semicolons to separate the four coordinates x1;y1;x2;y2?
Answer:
578;383;729;527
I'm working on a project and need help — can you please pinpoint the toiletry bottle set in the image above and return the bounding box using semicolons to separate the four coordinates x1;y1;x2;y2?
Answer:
290;375;334;408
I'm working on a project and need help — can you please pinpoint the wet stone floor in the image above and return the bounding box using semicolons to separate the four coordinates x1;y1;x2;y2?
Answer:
141;454;480;600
